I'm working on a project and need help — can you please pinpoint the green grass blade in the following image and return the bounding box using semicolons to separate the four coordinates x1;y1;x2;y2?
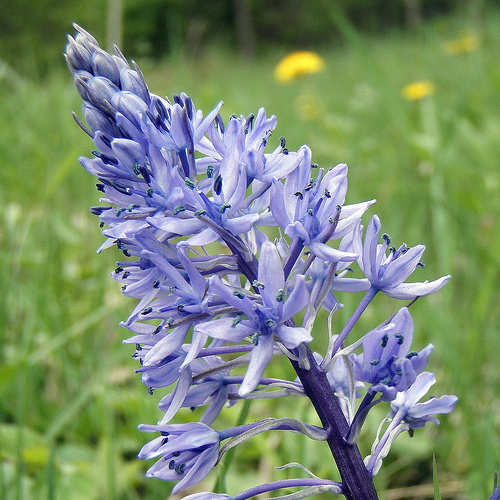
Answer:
433;454;441;500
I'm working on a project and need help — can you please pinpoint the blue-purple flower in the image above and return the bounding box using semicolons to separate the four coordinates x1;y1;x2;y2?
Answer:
389;371;458;428
138;422;220;493
196;241;312;396
351;307;433;401
353;215;451;299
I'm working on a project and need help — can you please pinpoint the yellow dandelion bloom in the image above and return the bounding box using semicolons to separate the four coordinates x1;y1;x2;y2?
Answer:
402;81;435;101
274;51;325;83
441;35;479;55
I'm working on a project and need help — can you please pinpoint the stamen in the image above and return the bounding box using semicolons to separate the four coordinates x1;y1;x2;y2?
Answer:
214;174;223;195
251;332;260;346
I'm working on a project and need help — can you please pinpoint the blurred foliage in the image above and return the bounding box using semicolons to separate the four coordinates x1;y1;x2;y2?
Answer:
1;0;497;78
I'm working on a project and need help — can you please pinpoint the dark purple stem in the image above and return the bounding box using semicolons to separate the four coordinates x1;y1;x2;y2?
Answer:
291;347;379;499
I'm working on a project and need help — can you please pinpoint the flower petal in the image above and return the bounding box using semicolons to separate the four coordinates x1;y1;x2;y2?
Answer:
383;275;451;299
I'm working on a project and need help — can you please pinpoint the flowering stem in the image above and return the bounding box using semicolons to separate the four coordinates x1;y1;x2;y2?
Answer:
230;478;342;500
364;412;406;476
331;286;378;356
224;237;378;498
283;238;304;280
345;391;380;444
291;347;379;499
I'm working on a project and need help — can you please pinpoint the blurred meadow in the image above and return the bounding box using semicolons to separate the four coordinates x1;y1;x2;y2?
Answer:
1;1;500;499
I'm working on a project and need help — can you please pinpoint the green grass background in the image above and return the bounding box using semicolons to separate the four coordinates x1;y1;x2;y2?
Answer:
1;7;500;500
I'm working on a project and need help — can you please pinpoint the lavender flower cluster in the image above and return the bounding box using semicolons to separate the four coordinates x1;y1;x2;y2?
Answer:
66;25;457;499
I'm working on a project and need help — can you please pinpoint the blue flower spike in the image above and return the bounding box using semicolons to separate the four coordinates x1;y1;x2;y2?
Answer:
66;25;457;500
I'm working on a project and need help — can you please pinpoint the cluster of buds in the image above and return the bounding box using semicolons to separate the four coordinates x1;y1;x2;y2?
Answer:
66;25;456;499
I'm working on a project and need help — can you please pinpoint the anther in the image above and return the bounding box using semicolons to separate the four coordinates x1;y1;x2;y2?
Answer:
252;280;265;289
213;174;223;195
275;289;285;302
304;179;315;191
233;290;245;299
173;205;185;215
245;113;254;133
141;307;153;315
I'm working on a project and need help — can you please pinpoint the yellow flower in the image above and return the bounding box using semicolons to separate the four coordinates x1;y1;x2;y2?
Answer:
274;51;325;83
402;81;435;101
441;35;479;55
